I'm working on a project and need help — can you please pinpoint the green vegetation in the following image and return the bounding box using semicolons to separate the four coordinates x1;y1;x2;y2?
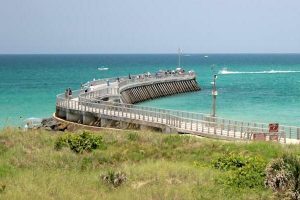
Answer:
265;154;300;199
213;153;267;189
55;131;106;153
1;127;300;199
101;170;127;188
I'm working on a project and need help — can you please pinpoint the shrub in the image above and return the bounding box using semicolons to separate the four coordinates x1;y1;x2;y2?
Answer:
212;153;267;188
55;131;106;153
213;154;247;170
265;154;300;199
100;170;127;188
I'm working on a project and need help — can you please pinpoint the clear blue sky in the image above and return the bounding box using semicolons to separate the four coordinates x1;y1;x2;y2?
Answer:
1;0;300;54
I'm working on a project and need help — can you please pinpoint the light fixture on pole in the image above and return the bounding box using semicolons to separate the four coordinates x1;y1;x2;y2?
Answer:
211;74;218;117
178;48;182;68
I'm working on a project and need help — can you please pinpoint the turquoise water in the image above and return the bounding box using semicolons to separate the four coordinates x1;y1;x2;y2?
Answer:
0;54;300;127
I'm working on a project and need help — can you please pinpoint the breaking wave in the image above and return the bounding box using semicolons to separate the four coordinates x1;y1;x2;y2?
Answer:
219;68;300;75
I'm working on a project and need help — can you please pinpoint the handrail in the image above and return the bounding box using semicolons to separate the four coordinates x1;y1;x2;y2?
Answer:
56;73;300;143
56;97;290;142
119;74;196;92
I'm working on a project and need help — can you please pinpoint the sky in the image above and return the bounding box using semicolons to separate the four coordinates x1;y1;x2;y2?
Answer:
0;0;300;54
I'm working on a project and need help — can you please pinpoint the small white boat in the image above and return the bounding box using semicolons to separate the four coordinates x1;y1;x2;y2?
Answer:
98;67;109;71
204;55;209;58
218;67;229;74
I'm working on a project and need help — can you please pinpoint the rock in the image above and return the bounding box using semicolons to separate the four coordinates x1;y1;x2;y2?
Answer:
41;117;67;132
57;123;68;131
41;118;57;127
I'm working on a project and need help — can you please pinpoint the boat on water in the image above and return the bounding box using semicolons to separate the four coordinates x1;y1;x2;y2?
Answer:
218;68;230;74
98;67;109;71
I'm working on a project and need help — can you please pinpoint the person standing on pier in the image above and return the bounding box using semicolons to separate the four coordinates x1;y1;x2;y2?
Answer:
68;88;72;98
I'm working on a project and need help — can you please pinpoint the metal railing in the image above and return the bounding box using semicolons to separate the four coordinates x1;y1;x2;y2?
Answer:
84;73;196;89
56;96;292;143
118;74;196;90
56;74;300;144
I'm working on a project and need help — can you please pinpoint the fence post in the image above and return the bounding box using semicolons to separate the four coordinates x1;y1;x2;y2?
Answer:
227;120;230;137
214;121;216;134
233;121;236;138
179;117;181;128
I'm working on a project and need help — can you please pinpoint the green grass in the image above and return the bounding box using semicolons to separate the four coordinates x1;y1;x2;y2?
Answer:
0;127;300;199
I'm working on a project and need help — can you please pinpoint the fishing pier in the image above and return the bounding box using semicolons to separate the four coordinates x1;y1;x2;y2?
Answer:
55;72;300;144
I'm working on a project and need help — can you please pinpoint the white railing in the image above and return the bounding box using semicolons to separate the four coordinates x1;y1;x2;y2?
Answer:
84;73;196;89
78;87;119;102
56;96;293;143
118;74;195;89
56;74;300;143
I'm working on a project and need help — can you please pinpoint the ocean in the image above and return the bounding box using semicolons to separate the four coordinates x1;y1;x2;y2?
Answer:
0;54;300;128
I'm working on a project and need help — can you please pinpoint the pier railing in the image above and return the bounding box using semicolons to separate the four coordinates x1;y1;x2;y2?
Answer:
85;73;196;89
118;74;196;90
57;84;300;143
78;87;119;101
57;96;292;143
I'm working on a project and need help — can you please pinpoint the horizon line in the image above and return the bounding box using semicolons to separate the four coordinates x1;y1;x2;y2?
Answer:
1;52;300;55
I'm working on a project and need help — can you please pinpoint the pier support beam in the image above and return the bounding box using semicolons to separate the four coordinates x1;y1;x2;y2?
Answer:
163;126;177;134
83;112;97;125
120;78;201;104
66;110;82;123
56;108;66;119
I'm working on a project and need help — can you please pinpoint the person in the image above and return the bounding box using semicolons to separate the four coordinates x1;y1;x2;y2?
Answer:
107;80;110;86
24;122;29;131
128;73;131;79
117;77;120;82
68;88;72;97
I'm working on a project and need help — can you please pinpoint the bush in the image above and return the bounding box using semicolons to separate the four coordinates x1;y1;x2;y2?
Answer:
55;131;106;153
265;154;300;199
100;170;127;188
212;153;267;188
213;154;247;170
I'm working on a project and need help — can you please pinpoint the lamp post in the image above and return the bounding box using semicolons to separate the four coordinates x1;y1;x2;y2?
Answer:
212;74;218;117
178;48;181;68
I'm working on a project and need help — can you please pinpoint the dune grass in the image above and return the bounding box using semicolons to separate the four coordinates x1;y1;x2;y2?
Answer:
1;127;300;199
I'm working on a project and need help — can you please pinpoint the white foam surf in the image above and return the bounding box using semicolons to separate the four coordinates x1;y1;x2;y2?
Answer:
219;68;300;75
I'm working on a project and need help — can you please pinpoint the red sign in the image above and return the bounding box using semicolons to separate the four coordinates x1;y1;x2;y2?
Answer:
269;123;279;132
